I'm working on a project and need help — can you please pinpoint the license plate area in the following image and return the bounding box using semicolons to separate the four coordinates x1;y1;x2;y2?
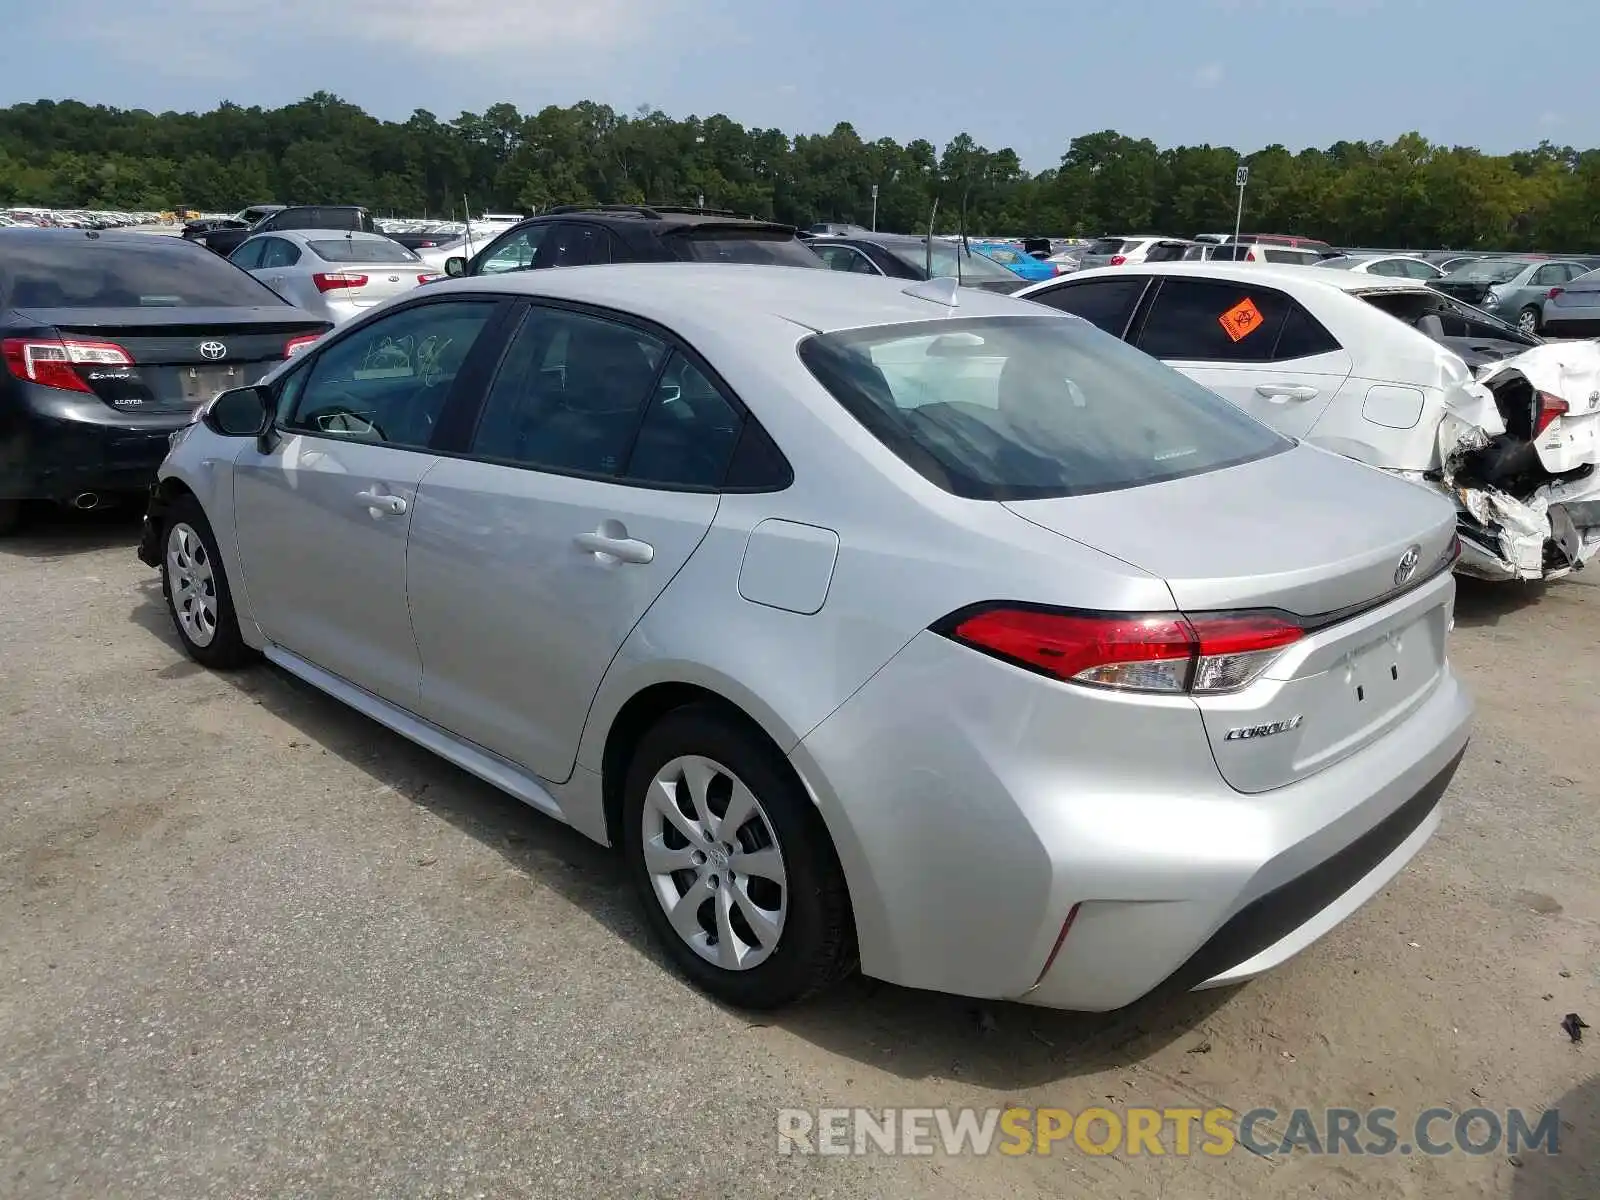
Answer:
180;364;249;405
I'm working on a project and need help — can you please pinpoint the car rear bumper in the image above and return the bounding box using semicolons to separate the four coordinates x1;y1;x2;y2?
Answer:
1540;315;1600;340
791;628;1473;1011
0;385;190;502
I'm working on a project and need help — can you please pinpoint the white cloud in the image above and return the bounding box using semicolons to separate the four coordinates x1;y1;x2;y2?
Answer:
1192;62;1226;88
75;0;676;77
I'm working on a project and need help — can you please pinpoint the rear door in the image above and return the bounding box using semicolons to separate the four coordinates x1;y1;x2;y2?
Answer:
406;302;743;781
1131;276;1354;438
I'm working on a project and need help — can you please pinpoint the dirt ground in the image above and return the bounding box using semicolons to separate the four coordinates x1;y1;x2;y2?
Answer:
0;507;1595;1199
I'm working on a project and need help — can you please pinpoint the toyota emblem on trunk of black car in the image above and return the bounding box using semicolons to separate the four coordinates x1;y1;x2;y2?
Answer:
199;341;227;360
1394;545;1422;586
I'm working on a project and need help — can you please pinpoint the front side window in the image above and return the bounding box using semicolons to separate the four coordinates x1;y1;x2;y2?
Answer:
473;225;548;275
798;315;1290;500
285;300;498;449
469;306;667;475
1136;278;1338;363
1025;278;1147;338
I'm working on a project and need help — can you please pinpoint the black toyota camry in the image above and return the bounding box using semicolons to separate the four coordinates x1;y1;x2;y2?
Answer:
0;229;331;533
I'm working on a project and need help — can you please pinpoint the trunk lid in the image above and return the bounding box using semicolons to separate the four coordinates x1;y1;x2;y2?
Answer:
1004;443;1459;792
314;265;429;310
15;306;329;413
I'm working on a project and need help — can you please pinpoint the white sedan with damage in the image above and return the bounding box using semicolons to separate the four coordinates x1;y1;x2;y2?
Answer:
1018;262;1600;582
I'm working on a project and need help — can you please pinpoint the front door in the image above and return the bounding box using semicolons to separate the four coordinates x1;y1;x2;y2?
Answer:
231;297;503;708
406;304;745;781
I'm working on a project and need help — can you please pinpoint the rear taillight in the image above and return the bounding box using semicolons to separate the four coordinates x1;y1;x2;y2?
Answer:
417;240;437;248
312;272;368;293
1534;391;1569;437
939;606;1304;695
1246;249;1258;261
1446;533;1462;565
1;336;133;394
1548;287;1564;300
1108;254;1127;266
417;273;444;285
284;333;322;358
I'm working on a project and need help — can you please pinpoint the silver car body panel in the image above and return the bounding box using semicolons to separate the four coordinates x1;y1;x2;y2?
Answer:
155;264;1473;1009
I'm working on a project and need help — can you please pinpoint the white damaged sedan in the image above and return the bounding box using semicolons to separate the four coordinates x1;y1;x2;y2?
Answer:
1019;263;1600;582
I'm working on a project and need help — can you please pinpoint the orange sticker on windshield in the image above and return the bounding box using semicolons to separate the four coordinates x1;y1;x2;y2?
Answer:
1219;298;1264;342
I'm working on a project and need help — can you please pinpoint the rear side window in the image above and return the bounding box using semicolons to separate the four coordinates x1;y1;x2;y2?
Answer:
1026;278;1146;338
1136;278;1339;362
0;238;288;308
311;239;418;264
1086;238;1126;256
260;238;301;269
537;223;612;268
798;315;1289;501
625;353;744;488
675;230;823;267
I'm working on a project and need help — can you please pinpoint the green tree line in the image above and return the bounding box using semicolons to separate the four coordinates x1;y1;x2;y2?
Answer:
2;93;1598;249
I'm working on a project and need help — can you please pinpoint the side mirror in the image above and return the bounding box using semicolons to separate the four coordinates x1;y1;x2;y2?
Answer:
203;385;271;437
444;256;466;278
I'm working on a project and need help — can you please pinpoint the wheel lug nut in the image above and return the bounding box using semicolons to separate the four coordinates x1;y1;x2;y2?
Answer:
691;851;705;865
708;875;719;888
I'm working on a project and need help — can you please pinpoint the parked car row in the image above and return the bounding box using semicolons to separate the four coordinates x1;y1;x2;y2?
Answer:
3;208;162;229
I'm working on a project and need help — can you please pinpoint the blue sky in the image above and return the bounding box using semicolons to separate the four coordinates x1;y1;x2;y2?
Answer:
5;0;1596;169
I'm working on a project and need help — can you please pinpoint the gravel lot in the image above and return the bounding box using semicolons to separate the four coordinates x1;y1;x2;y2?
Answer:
0;507;1595;1199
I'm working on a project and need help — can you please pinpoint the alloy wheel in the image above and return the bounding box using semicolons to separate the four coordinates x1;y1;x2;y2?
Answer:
641;754;788;971
166;522;218;648
1518;309;1539;336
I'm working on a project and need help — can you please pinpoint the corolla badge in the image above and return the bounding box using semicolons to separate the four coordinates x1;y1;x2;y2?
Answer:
1224;715;1304;741
1394;544;1422;587
199;341;227;361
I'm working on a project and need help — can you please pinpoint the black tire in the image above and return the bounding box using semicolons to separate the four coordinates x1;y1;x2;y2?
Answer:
0;499;20;536
160;494;255;669
1517;306;1541;336
622;705;856;1008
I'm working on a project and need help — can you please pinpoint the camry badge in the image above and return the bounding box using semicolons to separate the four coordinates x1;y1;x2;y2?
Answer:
1394;544;1422;586
1224;715;1304;742
199;341;227;361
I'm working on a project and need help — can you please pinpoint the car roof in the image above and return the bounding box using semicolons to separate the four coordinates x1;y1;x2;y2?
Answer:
0;227;207;251
1028;260;1432;295
518;207;792;232
421;262;1043;335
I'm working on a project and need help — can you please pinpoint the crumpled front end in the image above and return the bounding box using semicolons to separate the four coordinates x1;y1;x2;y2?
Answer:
1416;342;1600;582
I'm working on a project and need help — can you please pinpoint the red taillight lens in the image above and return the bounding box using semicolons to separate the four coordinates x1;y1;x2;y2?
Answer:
417;273;444;285
284;333;321;358
1548;287;1564;300
1108;254;1127;266
1534;391;1569;437
417;240;437;248
942;606;1304;695
1;336;133;393
312;272;368;293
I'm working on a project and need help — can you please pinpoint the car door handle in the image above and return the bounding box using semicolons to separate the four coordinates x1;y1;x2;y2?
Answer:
1255;384;1320;402
574;531;654;565
355;490;407;515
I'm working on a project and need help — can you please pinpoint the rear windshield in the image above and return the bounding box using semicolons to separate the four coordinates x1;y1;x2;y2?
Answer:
798;315;1289;500
881;240;1020;283
676;230;823;267
1445;260;1527;282
310;238;420;264
1358;288;1537;347
0;236;288;308
1086;238;1127;256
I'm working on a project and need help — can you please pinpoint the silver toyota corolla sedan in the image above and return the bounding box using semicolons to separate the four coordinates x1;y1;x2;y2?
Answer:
138;265;1473;1012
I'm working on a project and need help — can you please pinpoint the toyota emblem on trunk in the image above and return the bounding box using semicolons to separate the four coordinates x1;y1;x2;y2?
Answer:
199;341;227;360
1394;545;1422;586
